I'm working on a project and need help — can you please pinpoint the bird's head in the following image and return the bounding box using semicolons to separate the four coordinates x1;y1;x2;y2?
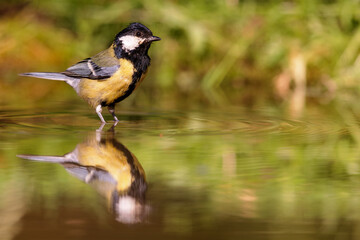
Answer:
113;22;160;58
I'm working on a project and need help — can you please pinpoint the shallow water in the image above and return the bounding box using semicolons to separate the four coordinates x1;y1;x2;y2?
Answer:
1;105;360;240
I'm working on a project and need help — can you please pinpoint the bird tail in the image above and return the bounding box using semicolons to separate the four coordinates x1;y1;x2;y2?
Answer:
19;72;74;81
19;72;80;90
17;152;77;164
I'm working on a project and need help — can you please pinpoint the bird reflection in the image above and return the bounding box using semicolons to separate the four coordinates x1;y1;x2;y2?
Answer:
17;125;148;224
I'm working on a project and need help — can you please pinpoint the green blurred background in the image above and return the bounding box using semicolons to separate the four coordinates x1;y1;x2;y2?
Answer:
2;0;360;115
3;1;360;238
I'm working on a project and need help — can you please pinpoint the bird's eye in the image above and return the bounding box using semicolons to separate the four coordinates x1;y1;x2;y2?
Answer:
135;31;142;37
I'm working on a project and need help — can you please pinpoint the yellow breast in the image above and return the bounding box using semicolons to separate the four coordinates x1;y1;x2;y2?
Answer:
78;59;135;108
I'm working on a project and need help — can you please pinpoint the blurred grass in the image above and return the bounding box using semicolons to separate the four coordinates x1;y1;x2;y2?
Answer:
1;0;360;112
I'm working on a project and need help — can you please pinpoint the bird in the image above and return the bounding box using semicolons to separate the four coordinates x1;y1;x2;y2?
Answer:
17;127;149;223
20;22;160;123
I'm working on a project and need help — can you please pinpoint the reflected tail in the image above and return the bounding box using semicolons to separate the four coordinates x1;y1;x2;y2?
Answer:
17;153;77;163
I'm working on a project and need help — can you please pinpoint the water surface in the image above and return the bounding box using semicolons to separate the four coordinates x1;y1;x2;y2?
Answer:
0;105;359;240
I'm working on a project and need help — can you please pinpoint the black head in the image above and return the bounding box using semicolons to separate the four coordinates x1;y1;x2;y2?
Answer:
113;23;160;58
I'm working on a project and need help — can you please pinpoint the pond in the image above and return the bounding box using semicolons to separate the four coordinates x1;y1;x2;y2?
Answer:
0;104;359;240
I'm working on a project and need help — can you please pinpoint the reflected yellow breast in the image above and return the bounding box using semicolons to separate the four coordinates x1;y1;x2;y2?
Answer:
76;140;135;192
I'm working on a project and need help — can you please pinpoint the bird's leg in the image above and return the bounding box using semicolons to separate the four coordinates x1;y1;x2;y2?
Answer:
96;122;106;141
108;121;118;132
107;104;119;122
97;122;106;132
96;105;106;123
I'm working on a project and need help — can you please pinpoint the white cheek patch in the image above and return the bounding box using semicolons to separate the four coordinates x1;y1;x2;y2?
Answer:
119;35;143;51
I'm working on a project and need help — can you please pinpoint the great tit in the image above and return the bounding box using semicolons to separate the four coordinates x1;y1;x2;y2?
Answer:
17;127;148;223
20;22;160;123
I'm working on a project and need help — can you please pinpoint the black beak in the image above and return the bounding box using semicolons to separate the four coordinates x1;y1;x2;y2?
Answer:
147;36;161;42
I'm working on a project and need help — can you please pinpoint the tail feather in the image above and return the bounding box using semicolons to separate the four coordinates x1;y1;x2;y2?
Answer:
19;72;80;90
17;152;77;163
19;72;74;81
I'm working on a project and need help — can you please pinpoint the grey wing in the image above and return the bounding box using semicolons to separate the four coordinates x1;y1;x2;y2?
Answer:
62;50;119;80
63;163;117;185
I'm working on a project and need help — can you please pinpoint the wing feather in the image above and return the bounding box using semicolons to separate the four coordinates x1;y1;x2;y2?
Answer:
62;49;119;80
